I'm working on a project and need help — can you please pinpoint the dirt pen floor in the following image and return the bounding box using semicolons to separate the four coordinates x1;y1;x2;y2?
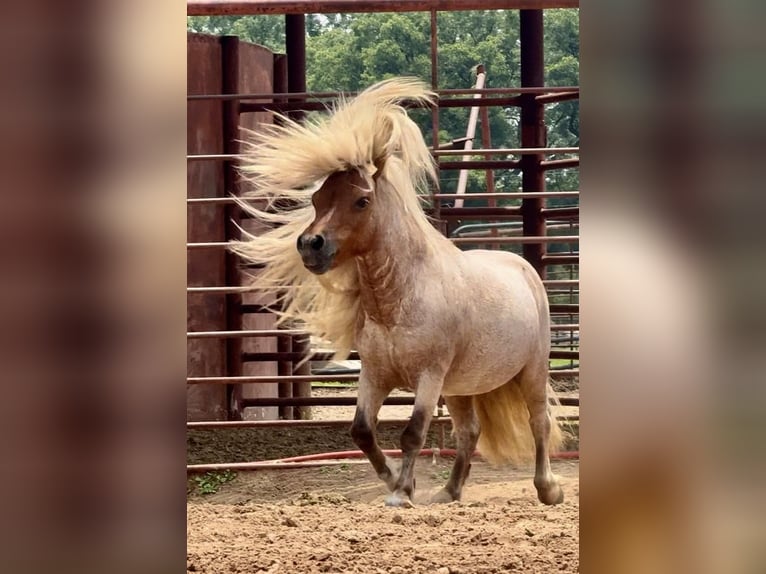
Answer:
188;458;578;574
187;402;579;573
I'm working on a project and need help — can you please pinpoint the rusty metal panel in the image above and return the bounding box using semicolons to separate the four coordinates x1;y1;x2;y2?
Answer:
236;42;281;420
187;33;228;421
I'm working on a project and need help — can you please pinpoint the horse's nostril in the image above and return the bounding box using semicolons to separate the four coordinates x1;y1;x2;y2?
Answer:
297;234;325;253
310;235;325;251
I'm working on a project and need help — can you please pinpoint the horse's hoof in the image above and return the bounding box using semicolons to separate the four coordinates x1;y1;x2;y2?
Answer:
430;488;457;504
537;483;564;506
380;458;402;491
384;493;414;508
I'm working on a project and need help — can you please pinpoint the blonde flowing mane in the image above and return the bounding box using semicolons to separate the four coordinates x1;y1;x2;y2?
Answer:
232;78;441;358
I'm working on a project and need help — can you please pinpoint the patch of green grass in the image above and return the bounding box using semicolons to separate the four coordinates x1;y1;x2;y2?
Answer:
191;470;236;495
550;359;579;368
431;469;451;481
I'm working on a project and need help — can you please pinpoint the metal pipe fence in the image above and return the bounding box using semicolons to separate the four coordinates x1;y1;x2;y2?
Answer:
186;1;580;465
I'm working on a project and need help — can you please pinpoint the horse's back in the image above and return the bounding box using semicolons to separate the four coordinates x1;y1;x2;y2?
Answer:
461;249;547;314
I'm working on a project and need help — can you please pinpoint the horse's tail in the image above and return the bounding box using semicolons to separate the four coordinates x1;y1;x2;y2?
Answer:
473;380;563;466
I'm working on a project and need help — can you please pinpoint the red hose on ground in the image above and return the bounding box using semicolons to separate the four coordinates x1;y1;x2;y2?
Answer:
264;448;579;464
186;450;579;472
187;449;579;472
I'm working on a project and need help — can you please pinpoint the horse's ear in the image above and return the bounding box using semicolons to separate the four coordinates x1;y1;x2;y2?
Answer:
372;156;386;181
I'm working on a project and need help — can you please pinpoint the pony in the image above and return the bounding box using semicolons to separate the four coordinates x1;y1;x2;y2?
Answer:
234;78;564;507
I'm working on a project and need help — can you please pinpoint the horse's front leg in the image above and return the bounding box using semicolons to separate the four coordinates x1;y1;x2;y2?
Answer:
350;373;399;491
385;373;443;508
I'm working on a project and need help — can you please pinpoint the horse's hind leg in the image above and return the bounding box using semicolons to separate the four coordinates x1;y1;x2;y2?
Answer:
431;395;479;504
350;376;399;491
518;364;565;505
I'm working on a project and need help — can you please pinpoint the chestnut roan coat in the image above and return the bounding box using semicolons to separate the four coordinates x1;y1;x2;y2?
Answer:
234;78;563;507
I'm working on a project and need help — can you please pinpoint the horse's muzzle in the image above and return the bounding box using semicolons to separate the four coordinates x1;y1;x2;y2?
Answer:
296;233;336;275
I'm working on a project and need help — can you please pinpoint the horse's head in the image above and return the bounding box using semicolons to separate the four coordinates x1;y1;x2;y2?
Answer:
296;167;381;275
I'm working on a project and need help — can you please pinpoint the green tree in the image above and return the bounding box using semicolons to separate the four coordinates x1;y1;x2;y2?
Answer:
187;10;579;196
543;9;579;198
187;15;285;52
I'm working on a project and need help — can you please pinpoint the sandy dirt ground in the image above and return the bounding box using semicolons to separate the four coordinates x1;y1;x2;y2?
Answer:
188;385;579;573
187;459;579;573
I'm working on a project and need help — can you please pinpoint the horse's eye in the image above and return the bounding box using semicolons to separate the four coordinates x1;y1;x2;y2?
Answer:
355;197;371;209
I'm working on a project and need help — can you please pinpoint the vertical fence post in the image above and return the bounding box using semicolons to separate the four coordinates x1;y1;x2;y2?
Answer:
277;333;294;420
272;52;295;420
285;14;312;419
292;336;313;420
520;10;547;279
478;66;496;246
430;10;444;233
221;35;244;420
286;14;306;121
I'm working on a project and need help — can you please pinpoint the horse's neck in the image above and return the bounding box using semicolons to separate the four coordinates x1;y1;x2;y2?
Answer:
355;218;432;326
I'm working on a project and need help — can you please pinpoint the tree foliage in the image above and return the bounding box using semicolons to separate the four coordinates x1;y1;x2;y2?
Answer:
187;10;579;195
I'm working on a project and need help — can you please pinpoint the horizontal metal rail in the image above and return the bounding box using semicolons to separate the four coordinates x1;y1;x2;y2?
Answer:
550;304;579;313
187;148;578;162
188;242;234;250
187;370;578;386
229;93;576;113
186;191;580;205
236;395;579;407
188;374;358;385
451;221;577;238
243;351;360;362
240;351;577;363
541;206;579;218
451;235;578;245
542;158;580;170
187;154;241;162
242;396;412;407
187;86;580;101
237;96;531;114
188;235;578;250
187;411;579;430
187;286;251;294
187;1;579;16
189;326;576;338
434;207;520;218
439;159;520;170
187;279;578;295
434;147;577;156
535;90;580;103
440;86;579;96
433;191;579;199
542;255;579;266
188;329;306;339
187;417;453;429
549;350;579;360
